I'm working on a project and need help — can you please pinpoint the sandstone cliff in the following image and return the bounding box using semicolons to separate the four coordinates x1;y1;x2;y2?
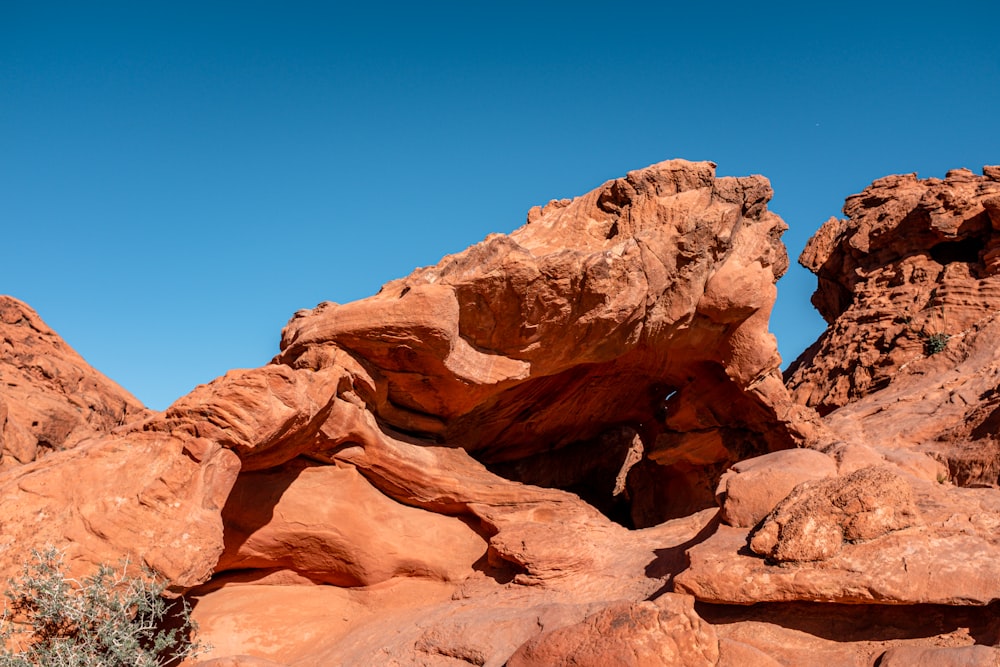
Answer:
4;161;1000;667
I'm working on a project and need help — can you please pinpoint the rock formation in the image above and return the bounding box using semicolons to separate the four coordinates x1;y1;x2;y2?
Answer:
0;296;149;468
4;161;1000;666
787;166;1000;414
786;166;1000;484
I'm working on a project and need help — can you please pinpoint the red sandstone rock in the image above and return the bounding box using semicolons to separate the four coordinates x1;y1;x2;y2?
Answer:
195;657;288;667
787;166;1000;415
716;639;784;667
877;645;1000;667
0;160;813;665
786;165;1000;494
700;601;999;667
216;457;487;586
506;594;719;667
276;159;810;523
748;466;921;562
0;296;149;467
0;432;239;590
716;448;838;528
15;161;1000;666
675;470;1000;605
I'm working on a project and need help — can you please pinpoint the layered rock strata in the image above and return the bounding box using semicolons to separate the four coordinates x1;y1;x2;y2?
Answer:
787;166;1000;485
787;166;1000;415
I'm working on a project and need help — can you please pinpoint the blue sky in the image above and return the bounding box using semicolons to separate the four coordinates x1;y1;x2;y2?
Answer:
3;2;999;409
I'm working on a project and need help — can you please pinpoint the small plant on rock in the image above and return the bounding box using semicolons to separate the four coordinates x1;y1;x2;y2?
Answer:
923;332;951;356
0;548;202;667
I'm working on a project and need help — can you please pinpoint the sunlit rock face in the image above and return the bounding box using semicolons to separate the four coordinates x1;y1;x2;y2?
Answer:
786;166;1000;486
787;166;1000;415
0;159;828;666
276;159;810;525
0;296;150;468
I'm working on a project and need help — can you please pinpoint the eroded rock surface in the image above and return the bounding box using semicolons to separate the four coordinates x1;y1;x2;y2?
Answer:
676;449;1000;605
9;161;1000;666
506;594;719;667
785;165;1000;494
748;466;921;562
787;166;1000;417
275;158;811;523
0;160;813;665
0;296;149;467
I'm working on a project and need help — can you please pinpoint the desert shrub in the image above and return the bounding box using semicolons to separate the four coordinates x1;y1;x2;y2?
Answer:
0;548;201;667
923;332;950;355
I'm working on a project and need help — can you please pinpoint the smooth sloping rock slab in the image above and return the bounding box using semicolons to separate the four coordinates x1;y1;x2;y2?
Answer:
0;432;239;590
877;645;1000;667
218;458;486;586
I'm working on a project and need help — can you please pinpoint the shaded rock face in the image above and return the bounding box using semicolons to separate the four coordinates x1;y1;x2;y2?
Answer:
787;166;1000;415
0;296;149;468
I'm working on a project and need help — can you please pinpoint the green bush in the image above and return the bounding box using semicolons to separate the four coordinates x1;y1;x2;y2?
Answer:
0;548;202;667
923;332;950;355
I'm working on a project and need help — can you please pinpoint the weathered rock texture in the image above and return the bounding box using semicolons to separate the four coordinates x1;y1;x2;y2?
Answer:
506;594;719;667
787;166;1000;415
0;296;149;468
7;161;1000;665
671;167;1000;661
0;160;812;665
274;158;811;523
748;466;921;563
677;456;1000;605
787;165;1000;486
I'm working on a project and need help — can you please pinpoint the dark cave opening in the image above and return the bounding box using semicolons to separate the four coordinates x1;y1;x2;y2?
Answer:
483;425;644;529
929;237;984;266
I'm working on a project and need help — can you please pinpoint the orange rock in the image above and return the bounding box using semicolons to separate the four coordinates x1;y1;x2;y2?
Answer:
276;159;808;523
676;470;1000;605
0;296;149;467
0;432;239;590
716;448;838;528
21;159;1000;667
877;645;1000;667
748;466;921;562
506;594;719;667
788;165;1000;414
217;458;486;586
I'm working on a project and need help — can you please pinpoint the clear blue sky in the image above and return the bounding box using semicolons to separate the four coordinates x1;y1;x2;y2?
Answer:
3;2;999;409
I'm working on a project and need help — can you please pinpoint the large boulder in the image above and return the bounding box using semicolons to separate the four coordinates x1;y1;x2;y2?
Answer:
275;159;812;524
716;448;838;528
506;594;719;667
748;466;921;563
675;447;1000;606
